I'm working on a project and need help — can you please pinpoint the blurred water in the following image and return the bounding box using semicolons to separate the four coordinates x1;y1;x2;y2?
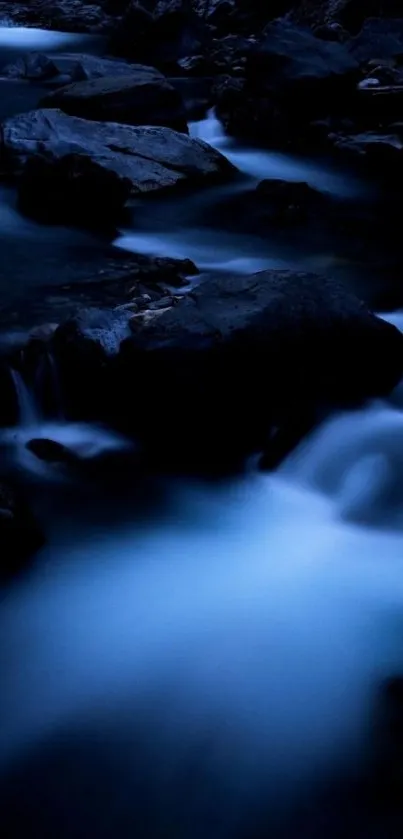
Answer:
1;315;403;837
1;29;403;839
189;110;368;198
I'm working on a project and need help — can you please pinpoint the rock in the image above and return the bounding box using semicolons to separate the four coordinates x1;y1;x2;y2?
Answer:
291;1;403;35
331;129;403;175
26;438;79;465
0;250;198;335
110;0;208;68
52;307;133;420
0;481;44;576
203;178;332;238
247;22;358;99
252;179;328;224
216;22;359;148
1;109;234;199
1;52;59;82
39;68;188;132
112;269;403;469
168;76;213;119
313;22;349;42
349;18;403;64
18;153;132;229
0;0;115;33
1;53;139;87
356;85;403;127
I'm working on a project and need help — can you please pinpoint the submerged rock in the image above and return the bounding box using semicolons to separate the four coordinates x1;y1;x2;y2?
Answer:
0;481;44;576
39;67;188;132
1;109;234;199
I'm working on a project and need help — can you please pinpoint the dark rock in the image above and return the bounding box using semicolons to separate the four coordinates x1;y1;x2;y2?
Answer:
0;251;198;335
39;68;188;133
52;307;133;421
253;179;328;224
248;22;359;100
26;438;79;465
1;109;234;197
0;481;44;577
291;1;403;35
168;75;213;119
313;23;349;42
356;84;403;127
0;0;114;33
349;18;403;64
1;52;59;81
112;269;403;469
331;129;403;175
215;22;359;148
110;0;208;69
1;53;140;87
18;153;132;230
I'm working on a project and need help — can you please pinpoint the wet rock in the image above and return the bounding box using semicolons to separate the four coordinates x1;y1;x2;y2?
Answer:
0;481;44;577
110;0;208;68
349;17;403;63
291;1;403;35
51;307;133;420
39;68;188;132
251;179;328;225
1;109;234;196
0;0;114;33
215;22;359;148
18;153;132;230
1;53;139;87
0;251;198;335
331;129;403;175
113;269;403;469
1;52;59;82
26;438;79;465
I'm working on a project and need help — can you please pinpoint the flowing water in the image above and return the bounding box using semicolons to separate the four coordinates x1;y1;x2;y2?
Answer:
2;26;403;839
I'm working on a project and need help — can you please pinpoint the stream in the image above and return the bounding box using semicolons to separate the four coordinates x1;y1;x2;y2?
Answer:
2;24;403;839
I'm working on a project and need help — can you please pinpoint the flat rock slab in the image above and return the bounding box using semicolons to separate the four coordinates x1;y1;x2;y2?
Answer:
0;108;234;194
39;69;187;131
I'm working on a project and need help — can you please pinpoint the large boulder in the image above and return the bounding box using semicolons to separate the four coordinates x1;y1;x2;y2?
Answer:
216;22;359;148
52;270;403;471
0;481;44;577
0;110;234;205
39;68;187;132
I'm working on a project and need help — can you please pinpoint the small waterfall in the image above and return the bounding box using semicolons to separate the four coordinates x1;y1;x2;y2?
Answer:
10;368;40;428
